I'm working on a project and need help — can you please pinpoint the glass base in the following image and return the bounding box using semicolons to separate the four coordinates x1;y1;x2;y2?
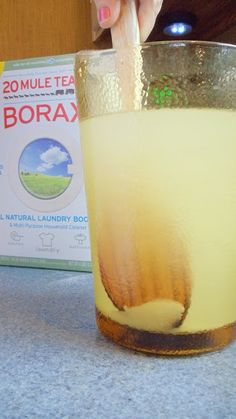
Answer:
96;309;236;356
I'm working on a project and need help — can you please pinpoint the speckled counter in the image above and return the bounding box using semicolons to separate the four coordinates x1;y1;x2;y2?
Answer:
0;266;235;419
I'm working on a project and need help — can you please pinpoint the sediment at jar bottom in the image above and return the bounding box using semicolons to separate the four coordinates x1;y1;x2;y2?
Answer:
96;309;236;355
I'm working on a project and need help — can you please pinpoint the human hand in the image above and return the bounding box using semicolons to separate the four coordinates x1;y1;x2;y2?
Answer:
93;0;163;42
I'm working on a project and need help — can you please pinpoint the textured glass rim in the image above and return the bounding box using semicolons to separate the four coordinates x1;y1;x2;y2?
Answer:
76;40;236;59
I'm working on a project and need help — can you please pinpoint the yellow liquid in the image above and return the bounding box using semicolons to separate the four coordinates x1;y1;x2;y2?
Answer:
81;108;236;353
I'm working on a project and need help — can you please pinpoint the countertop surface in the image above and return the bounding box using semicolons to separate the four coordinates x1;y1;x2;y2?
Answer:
0;266;235;419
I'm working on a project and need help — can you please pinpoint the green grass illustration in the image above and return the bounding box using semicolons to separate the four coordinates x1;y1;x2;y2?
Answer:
20;173;71;198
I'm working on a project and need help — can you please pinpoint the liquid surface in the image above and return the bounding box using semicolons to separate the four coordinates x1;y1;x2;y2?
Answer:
81;108;236;333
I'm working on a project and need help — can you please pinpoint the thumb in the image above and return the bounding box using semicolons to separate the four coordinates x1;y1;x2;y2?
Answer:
93;0;121;29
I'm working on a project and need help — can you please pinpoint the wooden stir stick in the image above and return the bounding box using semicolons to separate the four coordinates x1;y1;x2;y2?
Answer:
111;0;140;48
111;0;143;111
99;1;192;324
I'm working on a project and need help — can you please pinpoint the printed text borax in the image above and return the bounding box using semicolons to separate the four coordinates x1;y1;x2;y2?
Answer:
4;102;79;128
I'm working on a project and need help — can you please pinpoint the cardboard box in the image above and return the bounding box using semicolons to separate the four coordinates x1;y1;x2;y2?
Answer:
0;54;91;271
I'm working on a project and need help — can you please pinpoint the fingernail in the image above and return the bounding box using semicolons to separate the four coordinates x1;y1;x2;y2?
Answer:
98;6;111;23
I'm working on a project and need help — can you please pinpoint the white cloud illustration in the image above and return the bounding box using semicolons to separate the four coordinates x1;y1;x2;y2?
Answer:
37;146;69;172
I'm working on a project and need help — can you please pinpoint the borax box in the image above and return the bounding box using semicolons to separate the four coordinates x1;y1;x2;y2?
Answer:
0;54;91;271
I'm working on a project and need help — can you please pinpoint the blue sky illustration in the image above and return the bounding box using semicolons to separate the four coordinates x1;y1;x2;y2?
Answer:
19;138;72;177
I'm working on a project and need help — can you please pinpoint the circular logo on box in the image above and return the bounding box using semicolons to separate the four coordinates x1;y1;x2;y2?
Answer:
19;138;73;200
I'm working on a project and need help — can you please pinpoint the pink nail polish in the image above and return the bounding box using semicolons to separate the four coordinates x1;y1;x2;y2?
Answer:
99;6;111;23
